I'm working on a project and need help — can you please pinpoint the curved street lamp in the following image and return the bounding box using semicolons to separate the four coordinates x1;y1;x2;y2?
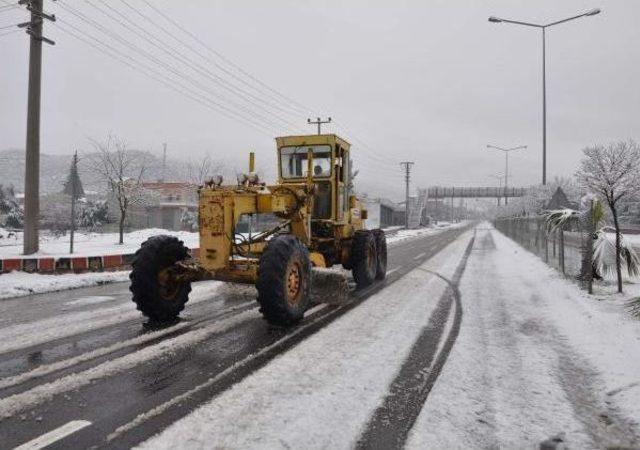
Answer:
488;8;602;185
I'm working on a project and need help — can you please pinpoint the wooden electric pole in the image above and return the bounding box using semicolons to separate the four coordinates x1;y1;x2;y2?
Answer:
21;0;55;254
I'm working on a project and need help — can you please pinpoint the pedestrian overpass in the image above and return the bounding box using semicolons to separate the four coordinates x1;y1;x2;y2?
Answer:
426;186;527;199
405;186;528;227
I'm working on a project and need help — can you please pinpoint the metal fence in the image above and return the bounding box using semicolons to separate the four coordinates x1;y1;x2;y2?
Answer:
494;216;593;291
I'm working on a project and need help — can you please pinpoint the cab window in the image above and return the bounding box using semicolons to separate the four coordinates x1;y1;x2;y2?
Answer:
280;145;332;178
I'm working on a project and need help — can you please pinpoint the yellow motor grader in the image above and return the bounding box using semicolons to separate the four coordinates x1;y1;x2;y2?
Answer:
130;134;387;325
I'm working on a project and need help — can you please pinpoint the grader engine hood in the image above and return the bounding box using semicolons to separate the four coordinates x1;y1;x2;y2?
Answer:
198;184;313;272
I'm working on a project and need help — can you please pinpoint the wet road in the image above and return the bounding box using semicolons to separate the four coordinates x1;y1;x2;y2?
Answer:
0;226;471;449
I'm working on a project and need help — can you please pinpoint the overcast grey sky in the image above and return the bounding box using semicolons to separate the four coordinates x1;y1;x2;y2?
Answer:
1;0;639;199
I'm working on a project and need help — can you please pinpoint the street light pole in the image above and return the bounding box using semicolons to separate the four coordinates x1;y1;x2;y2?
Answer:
542;26;546;185
489;174;504;207
487;145;527;205
488;8;601;185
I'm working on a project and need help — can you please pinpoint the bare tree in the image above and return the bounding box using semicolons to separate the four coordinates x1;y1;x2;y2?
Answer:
576;140;640;293
185;155;223;185
90;135;147;244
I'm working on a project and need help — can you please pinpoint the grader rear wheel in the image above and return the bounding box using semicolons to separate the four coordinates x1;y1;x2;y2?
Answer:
256;235;312;326
372;229;387;280
130;235;192;323
351;230;378;288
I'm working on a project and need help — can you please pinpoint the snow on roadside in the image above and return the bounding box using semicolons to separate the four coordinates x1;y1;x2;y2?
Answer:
0;223;467;301
137;230;475;450
386;221;468;246
0;228;199;258
407;225;640;449
0;280;223;354
0;270;130;300
0;223;464;259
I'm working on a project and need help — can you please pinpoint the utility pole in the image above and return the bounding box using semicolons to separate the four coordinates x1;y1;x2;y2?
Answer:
21;0;55;254
489;174;504;206
161;142;167;183
400;161;414;229
307;117;331;135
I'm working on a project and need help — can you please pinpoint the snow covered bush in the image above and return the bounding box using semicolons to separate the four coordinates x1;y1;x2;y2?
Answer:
78;200;109;230
0;184;23;228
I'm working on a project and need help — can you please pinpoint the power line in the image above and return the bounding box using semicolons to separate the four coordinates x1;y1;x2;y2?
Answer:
56;0;299;134
51;20;279;137
118;0;307;120
87;0;305;132
138;0;311;116
0;27;19;36
54;3;290;135
126;0;400;168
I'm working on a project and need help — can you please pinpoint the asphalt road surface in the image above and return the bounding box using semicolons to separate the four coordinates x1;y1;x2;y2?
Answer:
0;226;471;449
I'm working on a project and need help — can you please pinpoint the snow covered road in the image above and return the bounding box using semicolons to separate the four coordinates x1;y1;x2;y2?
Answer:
3;223;637;449
407;226;640;449
0;225;471;449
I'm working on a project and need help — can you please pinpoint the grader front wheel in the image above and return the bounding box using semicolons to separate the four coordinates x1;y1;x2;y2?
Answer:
130;235;192;323
256;235;312;326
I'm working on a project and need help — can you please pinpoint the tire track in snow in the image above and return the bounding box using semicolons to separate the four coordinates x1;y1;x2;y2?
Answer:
0;309;259;420
0;301;257;397
1;226;474;449
356;233;475;449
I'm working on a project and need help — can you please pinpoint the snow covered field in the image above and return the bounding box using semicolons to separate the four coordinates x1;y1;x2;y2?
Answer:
0;228;199;258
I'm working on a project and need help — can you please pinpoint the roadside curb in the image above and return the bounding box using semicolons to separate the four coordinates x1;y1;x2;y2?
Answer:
0;248;201;274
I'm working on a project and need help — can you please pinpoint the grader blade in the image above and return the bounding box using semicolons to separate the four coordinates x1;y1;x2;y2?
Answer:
311;268;350;305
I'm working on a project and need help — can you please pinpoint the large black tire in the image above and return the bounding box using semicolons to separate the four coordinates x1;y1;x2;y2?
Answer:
351;230;377;288
256;235;312;326
372;229;387;280
130;235;192;323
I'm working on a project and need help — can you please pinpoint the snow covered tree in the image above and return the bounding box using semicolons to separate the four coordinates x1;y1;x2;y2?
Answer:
62;151;85;253
576;140;640;293
89;135;148;244
185;155;223;185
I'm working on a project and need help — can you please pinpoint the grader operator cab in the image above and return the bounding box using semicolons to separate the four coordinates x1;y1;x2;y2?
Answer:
130;134;387;325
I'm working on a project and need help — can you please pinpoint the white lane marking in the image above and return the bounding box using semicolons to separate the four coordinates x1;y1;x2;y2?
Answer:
386;267;401;276
413;252;426;260
64;296;115;306
305;304;328;316
13;420;92;450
